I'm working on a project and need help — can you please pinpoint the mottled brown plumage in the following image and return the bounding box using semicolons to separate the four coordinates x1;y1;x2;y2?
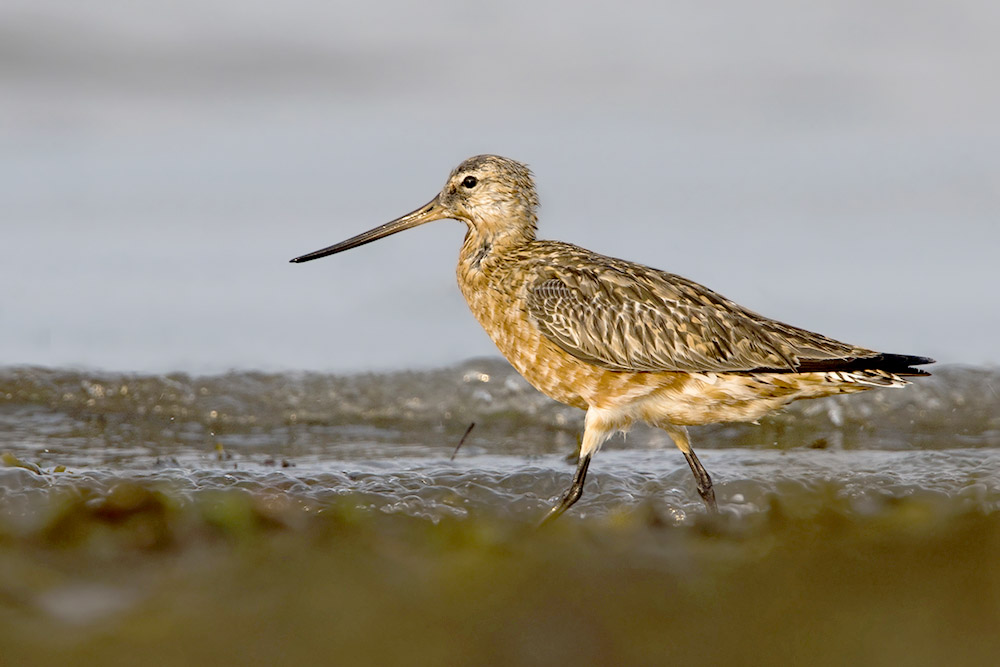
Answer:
292;154;933;522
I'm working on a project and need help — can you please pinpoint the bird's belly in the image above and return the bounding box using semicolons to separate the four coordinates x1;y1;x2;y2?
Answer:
634;371;875;426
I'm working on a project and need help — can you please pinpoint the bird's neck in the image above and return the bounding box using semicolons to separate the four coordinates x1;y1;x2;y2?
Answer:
459;218;536;272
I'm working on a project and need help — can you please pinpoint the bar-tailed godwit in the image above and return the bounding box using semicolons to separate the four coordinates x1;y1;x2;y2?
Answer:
291;155;933;522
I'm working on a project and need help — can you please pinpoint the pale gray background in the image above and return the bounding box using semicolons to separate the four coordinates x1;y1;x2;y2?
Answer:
2;1;997;372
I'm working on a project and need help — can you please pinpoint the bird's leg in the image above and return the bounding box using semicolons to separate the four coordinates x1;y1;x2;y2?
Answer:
683;448;717;512
539;409;613;526
538;453;591;526
661;423;718;513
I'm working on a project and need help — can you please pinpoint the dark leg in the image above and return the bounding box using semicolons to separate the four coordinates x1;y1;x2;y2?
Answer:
661;423;718;513
538;453;592;526
683;449;717;513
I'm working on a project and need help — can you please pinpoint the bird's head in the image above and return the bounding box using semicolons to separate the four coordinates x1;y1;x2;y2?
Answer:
290;154;538;264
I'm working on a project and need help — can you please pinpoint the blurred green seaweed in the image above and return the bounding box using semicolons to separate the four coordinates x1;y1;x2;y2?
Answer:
0;477;998;666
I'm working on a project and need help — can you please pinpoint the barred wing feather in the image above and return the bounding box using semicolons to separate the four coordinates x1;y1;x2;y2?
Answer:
525;270;871;374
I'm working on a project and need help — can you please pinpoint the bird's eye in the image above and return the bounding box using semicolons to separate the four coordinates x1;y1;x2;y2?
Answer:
461;175;478;188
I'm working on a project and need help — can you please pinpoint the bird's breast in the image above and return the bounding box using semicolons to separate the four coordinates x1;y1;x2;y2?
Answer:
455;254;657;411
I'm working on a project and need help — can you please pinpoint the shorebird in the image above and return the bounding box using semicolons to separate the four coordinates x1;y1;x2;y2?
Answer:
291;155;933;523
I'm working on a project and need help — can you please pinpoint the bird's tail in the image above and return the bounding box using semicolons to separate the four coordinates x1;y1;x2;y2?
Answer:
797;353;935;378
796;353;934;389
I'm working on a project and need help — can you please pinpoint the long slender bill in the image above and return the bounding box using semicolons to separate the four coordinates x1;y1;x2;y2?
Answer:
290;197;448;263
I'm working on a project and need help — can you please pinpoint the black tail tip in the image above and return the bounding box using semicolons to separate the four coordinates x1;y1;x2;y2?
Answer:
886;354;935;377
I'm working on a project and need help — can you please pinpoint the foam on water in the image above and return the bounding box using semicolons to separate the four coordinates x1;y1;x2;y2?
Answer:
3;449;997;526
1;361;998;520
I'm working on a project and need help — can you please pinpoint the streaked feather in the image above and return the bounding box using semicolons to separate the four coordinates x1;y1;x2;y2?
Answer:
521;242;900;375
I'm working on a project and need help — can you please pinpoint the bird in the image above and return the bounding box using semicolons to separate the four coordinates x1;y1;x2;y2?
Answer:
291;154;933;523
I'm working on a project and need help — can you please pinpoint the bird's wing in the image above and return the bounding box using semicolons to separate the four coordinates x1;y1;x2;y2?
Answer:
525;265;868;373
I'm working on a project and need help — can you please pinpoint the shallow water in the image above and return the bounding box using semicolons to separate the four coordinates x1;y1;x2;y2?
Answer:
1;361;999;664
2;360;998;518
